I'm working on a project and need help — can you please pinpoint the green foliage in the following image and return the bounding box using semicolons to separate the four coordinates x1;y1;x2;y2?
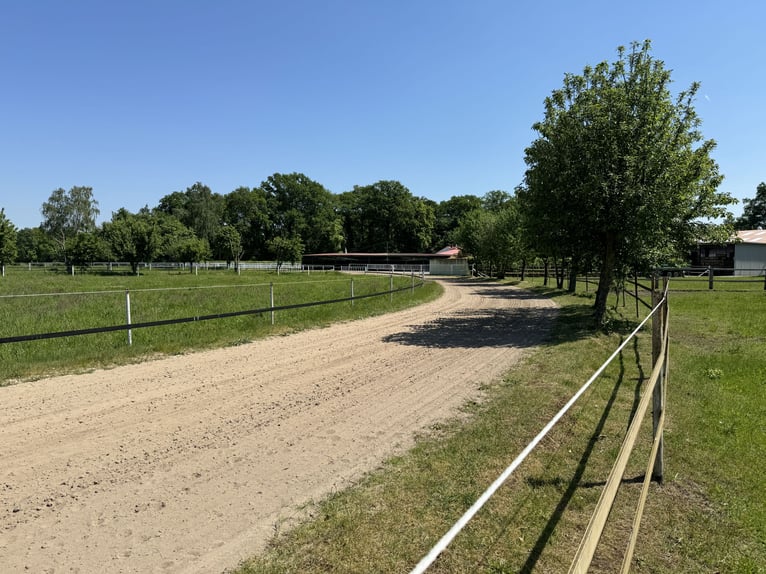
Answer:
102;209;160;273
153;213;198;262
339;180;435;252
68;232;110;270
519;40;735;321
735;182;766;230
215;225;244;267
262;173;342;253
455;193;523;277
15;227;57;262
432;194;482;248
0;208;18;269
267;235;304;268
223;186;271;259
40;186;100;264
0;270;440;383
156;183;225;246
173;236;212;270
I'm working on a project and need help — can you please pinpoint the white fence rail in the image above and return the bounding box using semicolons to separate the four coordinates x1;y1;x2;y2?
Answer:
409;287;668;574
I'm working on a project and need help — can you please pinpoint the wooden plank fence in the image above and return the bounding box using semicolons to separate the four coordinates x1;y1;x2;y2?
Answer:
569;276;669;573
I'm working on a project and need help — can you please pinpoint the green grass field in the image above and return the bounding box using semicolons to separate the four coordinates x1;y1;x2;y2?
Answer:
236;278;765;573
0;266;441;384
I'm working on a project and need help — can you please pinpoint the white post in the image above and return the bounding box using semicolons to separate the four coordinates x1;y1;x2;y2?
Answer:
270;282;275;325
125;290;133;346
390;272;393;303
411;270;414;294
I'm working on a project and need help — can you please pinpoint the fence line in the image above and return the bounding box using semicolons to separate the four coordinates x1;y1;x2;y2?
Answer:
409;286;667;574
0;276;364;300
569;279;669;572
0;277;424;346
10;261;335;273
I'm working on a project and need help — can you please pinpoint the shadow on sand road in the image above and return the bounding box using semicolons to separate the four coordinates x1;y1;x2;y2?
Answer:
382;280;558;349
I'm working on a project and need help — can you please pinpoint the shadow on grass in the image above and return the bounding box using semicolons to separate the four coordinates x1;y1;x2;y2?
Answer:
513;347;631;573
474;336;648;573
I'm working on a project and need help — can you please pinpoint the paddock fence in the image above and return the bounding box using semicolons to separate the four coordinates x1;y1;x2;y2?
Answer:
410;278;670;574
0;273;425;347
5;261;335;275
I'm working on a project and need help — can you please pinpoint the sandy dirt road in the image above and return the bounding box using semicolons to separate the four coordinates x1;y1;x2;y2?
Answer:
0;279;557;573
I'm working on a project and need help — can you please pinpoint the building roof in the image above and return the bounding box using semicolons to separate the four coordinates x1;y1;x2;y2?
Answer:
736;230;766;244
433;246;462;257
305;246;461;259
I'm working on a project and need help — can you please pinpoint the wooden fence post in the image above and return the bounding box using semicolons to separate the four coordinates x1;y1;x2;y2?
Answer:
708;266;714;290
651;275;665;482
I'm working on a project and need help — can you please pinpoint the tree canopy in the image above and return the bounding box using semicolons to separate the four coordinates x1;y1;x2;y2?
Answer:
41;186;100;266
519;40;735;321
735;182;766;230
261;173;342;255
0;208;18;273
339;181;435;253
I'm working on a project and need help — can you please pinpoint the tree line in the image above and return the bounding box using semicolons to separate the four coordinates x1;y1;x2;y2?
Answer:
2;41;763;322
0;175;515;275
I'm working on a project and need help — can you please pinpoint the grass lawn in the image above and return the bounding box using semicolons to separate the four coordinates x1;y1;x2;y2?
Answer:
236;278;765;573
0;266;441;384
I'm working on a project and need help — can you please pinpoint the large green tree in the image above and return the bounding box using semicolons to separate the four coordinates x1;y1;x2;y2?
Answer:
0;208;18;275
339;180;435;253
519;40;734;321
102;209;160;274
735;182;766;230
222;186;270;259
41;186;100;266
267;235;304;270
455;195;523;278
156;183;224;246
261;173;343;254
16;227;57;262
214;225;244;269
68;232;109;271
432;194;482;248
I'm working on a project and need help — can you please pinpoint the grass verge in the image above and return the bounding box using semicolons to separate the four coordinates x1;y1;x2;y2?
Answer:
235;280;765;573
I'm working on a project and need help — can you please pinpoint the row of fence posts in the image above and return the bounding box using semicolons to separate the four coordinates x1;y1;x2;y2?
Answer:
122;272;419;346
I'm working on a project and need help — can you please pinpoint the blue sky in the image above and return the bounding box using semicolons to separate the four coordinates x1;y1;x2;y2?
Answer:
2;0;764;229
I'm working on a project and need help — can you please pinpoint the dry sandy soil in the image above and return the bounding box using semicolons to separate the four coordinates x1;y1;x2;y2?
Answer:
0;279;557;573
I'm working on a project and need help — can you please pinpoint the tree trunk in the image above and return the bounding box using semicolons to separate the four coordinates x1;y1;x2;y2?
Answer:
567;259;578;292
594;234;618;322
555;256;565;289
543;258;549;286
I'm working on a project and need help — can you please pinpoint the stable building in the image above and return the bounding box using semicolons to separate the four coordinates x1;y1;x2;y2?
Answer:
734;229;766;276
302;246;469;276
691;230;766;276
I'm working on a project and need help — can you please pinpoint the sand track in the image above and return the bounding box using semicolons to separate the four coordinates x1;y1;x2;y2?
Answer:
0;279;557;573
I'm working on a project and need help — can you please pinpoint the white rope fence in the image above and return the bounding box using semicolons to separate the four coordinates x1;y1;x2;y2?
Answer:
409;297;665;574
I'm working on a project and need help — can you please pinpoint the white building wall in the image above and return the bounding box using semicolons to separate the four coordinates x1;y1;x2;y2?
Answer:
429;258;469;276
734;243;766;276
